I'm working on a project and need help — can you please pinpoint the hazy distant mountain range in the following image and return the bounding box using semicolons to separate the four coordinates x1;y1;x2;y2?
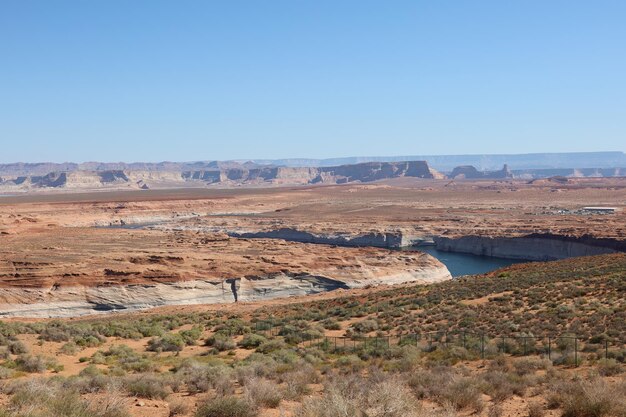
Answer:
251;151;626;171
0;152;624;192
1;151;625;176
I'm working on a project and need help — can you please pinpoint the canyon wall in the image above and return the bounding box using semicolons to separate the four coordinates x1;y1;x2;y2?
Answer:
220;226;625;261
226;228;408;248
0;267;451;318
433;235;621;261
0;228;451;318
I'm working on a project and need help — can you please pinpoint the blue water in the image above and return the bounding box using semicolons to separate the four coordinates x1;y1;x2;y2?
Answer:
404;246;526;277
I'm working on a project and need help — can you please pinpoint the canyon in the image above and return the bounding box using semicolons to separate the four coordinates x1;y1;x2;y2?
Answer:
0;227;450;317
0;176;624;317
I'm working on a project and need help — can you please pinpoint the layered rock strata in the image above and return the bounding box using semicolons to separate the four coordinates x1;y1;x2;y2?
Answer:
0;228;451;317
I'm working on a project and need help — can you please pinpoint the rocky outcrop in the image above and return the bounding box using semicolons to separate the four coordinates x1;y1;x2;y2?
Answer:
433;235;621;261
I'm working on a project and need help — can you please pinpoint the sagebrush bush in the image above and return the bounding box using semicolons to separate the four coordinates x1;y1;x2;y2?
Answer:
176;361;234;394
147;333;185;352
124;374;170;399
15;354;48;373
527;402;544;417
169;399;190;416
243;378;282;408
238;334;267;349
596;358;623;376
195;396;257;417
551;379;626;417
6;380;129;417
205;334;236;351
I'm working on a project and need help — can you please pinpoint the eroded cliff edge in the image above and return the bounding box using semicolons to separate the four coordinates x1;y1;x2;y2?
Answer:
165;223;625;261
0;228;451;318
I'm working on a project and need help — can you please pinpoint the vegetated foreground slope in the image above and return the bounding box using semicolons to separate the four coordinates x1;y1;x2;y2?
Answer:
0;254;624;417
262;253;626;342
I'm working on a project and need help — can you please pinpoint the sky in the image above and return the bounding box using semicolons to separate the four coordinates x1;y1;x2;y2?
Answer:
0;1;625;163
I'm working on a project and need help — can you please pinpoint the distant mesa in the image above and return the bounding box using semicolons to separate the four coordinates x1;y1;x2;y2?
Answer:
0;154;625;192
450;164;512;179
0;160;442;191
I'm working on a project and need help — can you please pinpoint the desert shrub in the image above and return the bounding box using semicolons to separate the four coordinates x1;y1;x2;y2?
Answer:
480;371;528;402
407;368;482;412
255;340;287;354
176;360;234;394
39;324;71;342
351;319;379;334
15;354;48;373
488;404;503;417
441;377;484;412
393;345;422;371
322;319;341;330
243;378;282;408
550;379;626;417
425;346;475;366
336;354;365;373
407;368;451;400
0;346;10;360
180;325;203;345
238;334;267;349
169;400;191;416
234;357;279;385
148;333;185;352
205;334;236;351
7;380;129;417
596;358;623;376
79;364;103;378
74;334;106;347
528;402;545;417
295;388;361;417
296;374;436;417
99;344;157;372
60;341;80;355
512;357;552;376
8;340;27;355
69;369;113;394
0;366;13;379
214;319;251;336
279;366;318;400
363;377;420;417
195;396;257;417
124;374;170;399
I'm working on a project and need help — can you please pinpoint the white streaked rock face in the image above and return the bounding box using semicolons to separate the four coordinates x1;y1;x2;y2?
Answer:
0;266;451;318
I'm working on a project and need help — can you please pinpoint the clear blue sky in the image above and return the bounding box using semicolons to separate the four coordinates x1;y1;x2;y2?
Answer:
1;1;624;163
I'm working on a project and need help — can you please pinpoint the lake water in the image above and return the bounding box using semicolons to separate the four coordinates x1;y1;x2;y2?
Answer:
403;246;526;277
